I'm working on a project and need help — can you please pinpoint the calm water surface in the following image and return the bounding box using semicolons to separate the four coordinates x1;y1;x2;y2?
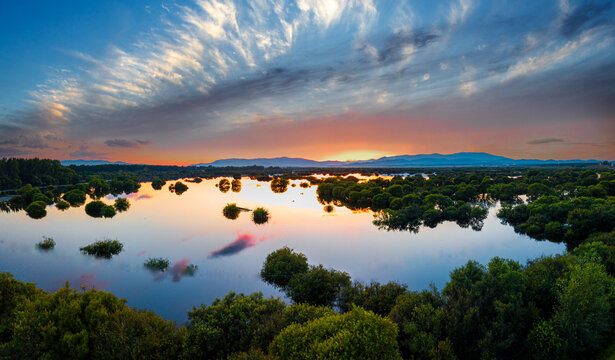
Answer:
0;178;564;321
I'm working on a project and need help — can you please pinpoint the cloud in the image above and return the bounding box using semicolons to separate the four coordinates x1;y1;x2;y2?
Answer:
528;138;566;145
69;145;107;159
104;139;152;148
0;147;32;157
0;135;49;149
561;2;611;38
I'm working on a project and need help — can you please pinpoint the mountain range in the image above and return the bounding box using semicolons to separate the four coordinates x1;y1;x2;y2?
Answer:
191;152;603;168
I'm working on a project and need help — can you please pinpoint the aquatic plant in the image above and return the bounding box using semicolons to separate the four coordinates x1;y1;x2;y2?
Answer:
80;239;123;258
55;200;70;210
218;179;231;193
145;257;170;272
151;178;166;190
25;201;46;219
300;182;310;188
252;207;270;225
231;179;241;192
85;200;116;218
114;198;130;212
323;205;334;213
183;264;199;276
169;181;189;195
223;203;241;220
36;236;56;250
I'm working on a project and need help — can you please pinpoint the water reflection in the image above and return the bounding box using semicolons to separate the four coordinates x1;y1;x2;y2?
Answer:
0;177;565;321
210;234;264;258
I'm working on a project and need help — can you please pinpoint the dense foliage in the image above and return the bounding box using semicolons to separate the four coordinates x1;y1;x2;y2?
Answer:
79;239;124;258
0;158;78;189
252;207;270;224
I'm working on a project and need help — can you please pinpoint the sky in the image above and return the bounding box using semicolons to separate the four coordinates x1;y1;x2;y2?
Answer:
0;0;613;165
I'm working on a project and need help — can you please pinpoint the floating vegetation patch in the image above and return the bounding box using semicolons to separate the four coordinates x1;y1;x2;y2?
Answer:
300;182;310;188
55;200;70;210
85;201;116;218
144;257;170;272
231;179;241;192
36;236;56;250
183;264;199;276
62;189;87;206
218;179;231;193
271;178;289;193
25;201;46;219
324;205;334;213
151;178;166;190
223;203;241;220
114;198;130;212
252;207;270;225
169;181;189;195
186;177;203;183
80;239;123;258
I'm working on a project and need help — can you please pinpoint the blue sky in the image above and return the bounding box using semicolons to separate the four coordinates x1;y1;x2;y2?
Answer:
0;0;613;164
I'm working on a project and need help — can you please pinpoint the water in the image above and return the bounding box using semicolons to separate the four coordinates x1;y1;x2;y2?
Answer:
0;178;564;321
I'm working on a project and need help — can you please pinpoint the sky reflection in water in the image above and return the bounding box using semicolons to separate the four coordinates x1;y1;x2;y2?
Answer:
0;178;564;321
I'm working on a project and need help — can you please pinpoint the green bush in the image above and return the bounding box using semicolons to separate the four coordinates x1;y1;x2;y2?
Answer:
260;247;309;289
80;239;123;258
55;200;70;210
62;189;86;205
252;207;270;224
114;198;130;212
144;258;170;272
269;307;402;360
223;203;241;220
25;201;46;219
286;265;351;307
85;200;116;218
36;237;55;250
151;178;166;190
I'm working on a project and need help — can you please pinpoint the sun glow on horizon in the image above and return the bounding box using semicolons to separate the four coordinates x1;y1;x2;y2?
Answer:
323;150;393;162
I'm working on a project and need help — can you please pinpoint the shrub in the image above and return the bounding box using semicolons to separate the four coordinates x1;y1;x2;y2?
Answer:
144;258;170;272
252;207;270;224
223;203;241;220
85;201;116;218
114;198;130;212
286;265;351;307
269;307;402;360
151;178;166;190
169;181;189;195
62;189;86;205
80;239;123;258
260;247;309;289
218;179;231;193
55;200;70;210
36;237;56;250
25;201;46;219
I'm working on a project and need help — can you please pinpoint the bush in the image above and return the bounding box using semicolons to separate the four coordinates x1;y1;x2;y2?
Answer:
231;179;242;192
218;179;231;193
55;200;70;210
62;189;86;205
183;292;286;360
252;207;270;224
260;247;309;289
151;178;166;190
144;258;170;272
269;307;402;360
80;239;123;258
223;203;241;220
36;237;55;250
339;281;407;316
85;201;116;218
286;265;351;307
169;181;188;195
114;198;130;212
25;201;46;219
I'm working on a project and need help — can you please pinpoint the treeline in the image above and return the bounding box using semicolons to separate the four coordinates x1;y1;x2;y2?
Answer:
316;168;615;247
3;240;615;359
0;158;78;189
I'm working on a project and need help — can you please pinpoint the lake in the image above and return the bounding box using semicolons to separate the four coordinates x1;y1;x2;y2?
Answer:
0;177;565;321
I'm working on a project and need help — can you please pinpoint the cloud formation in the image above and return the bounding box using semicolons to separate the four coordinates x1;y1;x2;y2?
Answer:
0;0;613;161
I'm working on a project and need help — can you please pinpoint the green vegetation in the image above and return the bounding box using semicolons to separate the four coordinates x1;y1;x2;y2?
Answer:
114;197;130;212
183;264;199;276
169;181;189;195
186;177;203;183
144;258;170;272
36;237;55;250
218;178;231;192
252;207;270;224
55;199;69;210
151;178;166;190
270;178;289;193
24;201;46;219
232;179;242;192
323;204;334;213
4;242;615;359
85;200;116;218
0;158;78;189
299;181;310;188
223;203;242;220
80;239;123;258
62;189;86;205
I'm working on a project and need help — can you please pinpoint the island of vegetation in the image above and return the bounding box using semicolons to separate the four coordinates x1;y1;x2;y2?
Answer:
252;207;270;224
79;239;123;258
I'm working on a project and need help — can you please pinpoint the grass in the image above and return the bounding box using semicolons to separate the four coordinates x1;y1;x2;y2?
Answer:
252;207;270;224
36;236;56;250
80;239;123;258
144;257;170;272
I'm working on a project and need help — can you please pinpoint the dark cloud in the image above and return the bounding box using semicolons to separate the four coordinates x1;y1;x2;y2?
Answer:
528;138;566;145
135;139;152;145
105;139;138;148
378;30;439;64
561;2;612;38
0;147;32;157
0;135;49;149
69;145;107;159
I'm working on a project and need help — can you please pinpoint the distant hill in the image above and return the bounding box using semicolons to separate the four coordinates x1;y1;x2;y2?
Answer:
61;160;134;166
192;152;600;168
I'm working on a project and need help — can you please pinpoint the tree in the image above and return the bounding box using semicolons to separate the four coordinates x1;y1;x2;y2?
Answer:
260;247;309;289
25;201;46;219
269;307;402;360
183;292;286;359
286;265;351;307
339;281;407;316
